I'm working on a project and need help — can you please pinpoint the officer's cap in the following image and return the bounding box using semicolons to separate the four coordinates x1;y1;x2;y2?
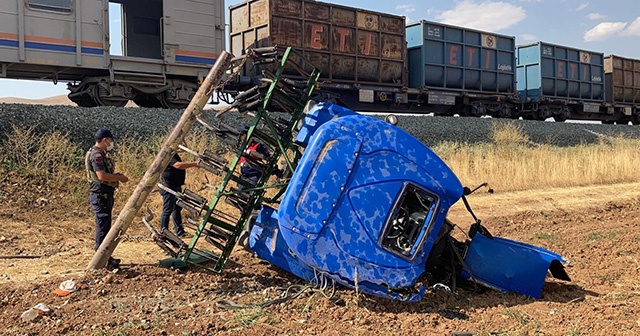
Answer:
95;128;115;140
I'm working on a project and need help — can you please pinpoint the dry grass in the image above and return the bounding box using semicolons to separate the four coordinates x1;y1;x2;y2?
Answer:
434;121;640;191
3;122;640;211
0;125;81;186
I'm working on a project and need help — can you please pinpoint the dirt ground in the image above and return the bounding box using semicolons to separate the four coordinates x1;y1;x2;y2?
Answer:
1;182;640;336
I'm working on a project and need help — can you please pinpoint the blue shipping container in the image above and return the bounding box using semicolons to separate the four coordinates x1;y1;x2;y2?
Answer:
516;42;604;103
406;20;516;94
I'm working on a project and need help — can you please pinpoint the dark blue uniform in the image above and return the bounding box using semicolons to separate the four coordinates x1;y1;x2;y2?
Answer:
85;146;118;251
160;154;186;236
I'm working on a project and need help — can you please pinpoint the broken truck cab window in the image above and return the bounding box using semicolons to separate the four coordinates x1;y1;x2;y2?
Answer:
27;0;72;13
381;183;438;260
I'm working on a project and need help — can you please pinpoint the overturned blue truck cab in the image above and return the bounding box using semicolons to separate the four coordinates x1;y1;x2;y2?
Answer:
249;103;570;301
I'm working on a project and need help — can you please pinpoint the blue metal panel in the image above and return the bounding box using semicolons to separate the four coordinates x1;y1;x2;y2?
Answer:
295;102;357;148
462;234;568;299
249;206;317;283
278;111;463;301
516;42;604;102
406;20;516;94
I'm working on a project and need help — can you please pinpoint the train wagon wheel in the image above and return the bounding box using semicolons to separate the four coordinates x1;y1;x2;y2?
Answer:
68;83;99;107
94;96;128;107
68;94;99;107
160;95;189;109
92;82;129;107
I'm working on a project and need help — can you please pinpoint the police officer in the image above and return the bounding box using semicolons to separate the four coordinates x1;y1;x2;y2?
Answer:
85;128;128;268
160;153;198;237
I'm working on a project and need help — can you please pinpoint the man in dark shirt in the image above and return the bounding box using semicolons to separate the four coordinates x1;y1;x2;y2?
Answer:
160;153;198;237
85;128;128;268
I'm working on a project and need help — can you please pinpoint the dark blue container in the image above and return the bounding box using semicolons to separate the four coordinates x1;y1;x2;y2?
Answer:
406;20;516;93
516;42;604;103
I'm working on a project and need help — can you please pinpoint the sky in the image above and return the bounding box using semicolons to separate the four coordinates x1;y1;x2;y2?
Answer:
0;0;638;99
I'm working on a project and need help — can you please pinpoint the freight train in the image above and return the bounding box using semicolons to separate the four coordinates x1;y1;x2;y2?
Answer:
1;0;638;123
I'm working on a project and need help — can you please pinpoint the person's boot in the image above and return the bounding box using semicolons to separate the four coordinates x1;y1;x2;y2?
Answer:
107;257;121;269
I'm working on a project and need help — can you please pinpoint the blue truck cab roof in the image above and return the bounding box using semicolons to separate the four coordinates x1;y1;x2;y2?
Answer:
278;111;463;298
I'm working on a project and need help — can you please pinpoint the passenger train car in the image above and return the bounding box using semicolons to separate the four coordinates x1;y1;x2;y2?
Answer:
0;0;224;108
0;0;638;124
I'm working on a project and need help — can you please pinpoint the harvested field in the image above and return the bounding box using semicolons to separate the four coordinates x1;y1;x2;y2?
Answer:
1;182;639;335
1;104;640;336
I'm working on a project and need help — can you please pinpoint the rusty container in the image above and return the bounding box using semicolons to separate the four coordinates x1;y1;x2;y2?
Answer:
604;55;640;105
229;0;407;86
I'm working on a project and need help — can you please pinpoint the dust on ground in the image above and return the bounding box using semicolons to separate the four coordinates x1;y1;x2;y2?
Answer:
1;182;639;335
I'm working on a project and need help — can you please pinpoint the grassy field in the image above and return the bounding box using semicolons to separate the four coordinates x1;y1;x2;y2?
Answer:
435;122;640;192
2;122;640;208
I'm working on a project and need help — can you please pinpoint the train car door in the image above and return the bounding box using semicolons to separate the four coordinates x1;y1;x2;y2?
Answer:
161;0;225;66
109;0;163;59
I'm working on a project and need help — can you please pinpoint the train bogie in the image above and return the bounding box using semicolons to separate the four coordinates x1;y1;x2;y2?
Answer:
229;0;406;87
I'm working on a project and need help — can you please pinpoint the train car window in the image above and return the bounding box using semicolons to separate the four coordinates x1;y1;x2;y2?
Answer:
27;0;72;13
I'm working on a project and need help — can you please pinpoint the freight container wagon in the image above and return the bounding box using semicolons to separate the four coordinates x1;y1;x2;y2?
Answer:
0;0;225;108
405;20;517;117
516;42;605;121
603;55;640;124
228;0;412;111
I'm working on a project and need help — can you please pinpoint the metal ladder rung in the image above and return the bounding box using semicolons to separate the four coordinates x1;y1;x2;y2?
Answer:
179;145;229;175
204;236;227;251
207;216;238;232
189;248;221;263
212;209;240;224
203;225;232;242
251;129;279;147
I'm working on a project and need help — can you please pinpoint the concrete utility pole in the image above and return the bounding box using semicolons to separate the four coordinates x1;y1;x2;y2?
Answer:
87;51;232;270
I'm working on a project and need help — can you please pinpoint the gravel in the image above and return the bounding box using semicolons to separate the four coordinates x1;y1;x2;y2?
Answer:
0;103;182;148
2;103;640;148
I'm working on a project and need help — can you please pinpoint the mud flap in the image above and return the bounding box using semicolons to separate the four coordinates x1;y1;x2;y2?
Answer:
462;234;570;299
249;206;316;282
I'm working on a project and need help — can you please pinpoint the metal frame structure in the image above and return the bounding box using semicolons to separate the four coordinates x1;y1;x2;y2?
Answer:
151;47;321;272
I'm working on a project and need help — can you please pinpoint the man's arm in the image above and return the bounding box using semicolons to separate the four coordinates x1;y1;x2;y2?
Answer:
96;170;129;182
91;152;128;183
172;161;199;170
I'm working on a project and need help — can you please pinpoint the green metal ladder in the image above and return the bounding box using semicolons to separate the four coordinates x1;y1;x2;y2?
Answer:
150;47;321;272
